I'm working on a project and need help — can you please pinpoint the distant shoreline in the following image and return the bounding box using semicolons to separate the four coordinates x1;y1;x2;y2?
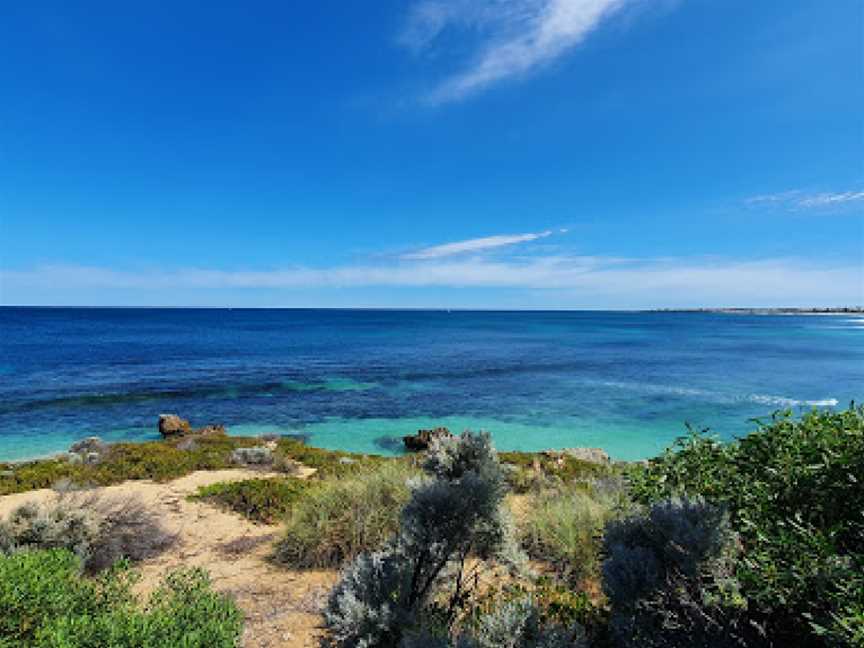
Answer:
652;307;864;315
1;305;862;313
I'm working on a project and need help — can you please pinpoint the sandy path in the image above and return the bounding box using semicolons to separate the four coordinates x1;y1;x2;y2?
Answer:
0;469;337;648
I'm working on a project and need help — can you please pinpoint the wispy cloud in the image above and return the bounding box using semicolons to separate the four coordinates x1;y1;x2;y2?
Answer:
4;256;861;307
400;0;631;104
744;190;803;206
745;189;864;210
402;229;563;259
797;191;864;208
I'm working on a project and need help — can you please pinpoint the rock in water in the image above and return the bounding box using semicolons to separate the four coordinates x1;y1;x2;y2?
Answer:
158;414;191;438
403;426;453;451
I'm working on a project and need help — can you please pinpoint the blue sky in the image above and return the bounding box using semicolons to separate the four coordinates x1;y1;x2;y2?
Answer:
1;0;862;308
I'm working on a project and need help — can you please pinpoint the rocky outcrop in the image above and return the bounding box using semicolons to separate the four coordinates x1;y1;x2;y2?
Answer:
68;436;108;465
231;446;273;466
562;447;611;464
158;414;191;438
542;447;611;465
403;427;453;452
158;415;226;439
195;424;227;437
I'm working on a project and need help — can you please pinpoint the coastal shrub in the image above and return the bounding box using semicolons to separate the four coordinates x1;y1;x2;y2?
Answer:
499;452;609;494
628;406;864;645
193;477;313;524
400;596;587;648
519;485;615;586
602;497;756;648
463;580;604;647
0;495;175;573
0;436;279;496
39;568;243;648
275;437;392;479
324;432;525;647
0;549;242;648
82;495;177;573
0;548;125;646
0;500;100;559
465;597;587;648
276;461;417;567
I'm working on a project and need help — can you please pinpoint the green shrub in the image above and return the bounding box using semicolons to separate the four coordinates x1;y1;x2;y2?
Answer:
275;461;417;568
628;406;864;646
0;549;242;648
519;485;615;585
38;568;243;648
0;549;123;646
192;477;313;524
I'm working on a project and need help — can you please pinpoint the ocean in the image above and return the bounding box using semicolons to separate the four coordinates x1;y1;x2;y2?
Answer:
1;307;861;462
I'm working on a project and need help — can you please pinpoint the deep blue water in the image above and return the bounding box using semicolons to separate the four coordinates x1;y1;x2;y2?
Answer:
1;308;861;461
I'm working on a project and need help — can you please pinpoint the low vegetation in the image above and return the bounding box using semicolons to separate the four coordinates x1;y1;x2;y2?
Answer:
275;437;394;478
0;435;276;496
0;548;242;647
192;477;314;524
498;451;610;494
275;461;419;567
1;407;860;647
519;483;617;586
0;494;175;574
324;432;582;647
629;406;864;646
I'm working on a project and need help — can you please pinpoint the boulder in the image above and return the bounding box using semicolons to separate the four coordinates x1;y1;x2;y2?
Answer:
68;436;108;464
158;414;191;438
231;446;273;466
403;427;453;452
69;436;106;456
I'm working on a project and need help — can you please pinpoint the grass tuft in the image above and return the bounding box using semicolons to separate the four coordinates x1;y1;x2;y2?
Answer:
275;461;418;568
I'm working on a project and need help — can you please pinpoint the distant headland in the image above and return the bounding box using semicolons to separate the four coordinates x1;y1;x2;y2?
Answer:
652;307;863;315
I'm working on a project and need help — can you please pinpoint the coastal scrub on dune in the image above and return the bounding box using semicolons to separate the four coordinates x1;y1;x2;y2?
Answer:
0;407;861;647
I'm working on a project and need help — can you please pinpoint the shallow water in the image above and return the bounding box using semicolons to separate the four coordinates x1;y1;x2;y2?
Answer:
1;308;861;461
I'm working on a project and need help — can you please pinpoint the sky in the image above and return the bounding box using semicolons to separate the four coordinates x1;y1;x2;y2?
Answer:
0;0;862;309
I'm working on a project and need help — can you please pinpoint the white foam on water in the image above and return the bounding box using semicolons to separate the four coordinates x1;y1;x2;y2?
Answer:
747;394;839;407
595;380;840;409
598;380;712;398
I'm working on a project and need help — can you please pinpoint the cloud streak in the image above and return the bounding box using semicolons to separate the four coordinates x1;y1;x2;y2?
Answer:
745;189;864;210
797;191;864;208
401;0;630;103
4;256;861;307
402;229;561;259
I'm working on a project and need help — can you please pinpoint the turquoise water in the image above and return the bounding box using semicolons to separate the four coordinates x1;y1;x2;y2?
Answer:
0;308;861;461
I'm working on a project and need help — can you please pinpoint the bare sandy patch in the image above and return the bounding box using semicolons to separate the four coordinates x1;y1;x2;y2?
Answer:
0;468;336;648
